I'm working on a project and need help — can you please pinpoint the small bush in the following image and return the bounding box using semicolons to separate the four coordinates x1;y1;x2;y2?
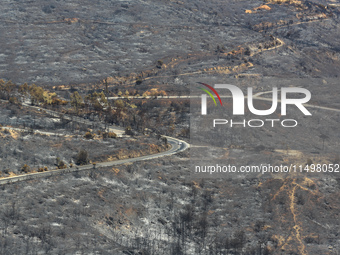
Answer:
21;164;31;173
9;97;20;105
108;132;117;138
156;60;163;68
102;132;117;139
125;126;134;136
136;78;143;85
58;160;67;169
306;158;313;166
38;167;48;172
76;150;89;165
84;131;95;139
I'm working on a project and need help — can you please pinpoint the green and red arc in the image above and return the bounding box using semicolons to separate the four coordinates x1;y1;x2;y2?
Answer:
197;82;223;106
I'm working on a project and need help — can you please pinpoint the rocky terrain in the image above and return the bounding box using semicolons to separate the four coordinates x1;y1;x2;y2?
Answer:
0;156;339;254
0;0;339;254
1;0;339;88
0;101;168;177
